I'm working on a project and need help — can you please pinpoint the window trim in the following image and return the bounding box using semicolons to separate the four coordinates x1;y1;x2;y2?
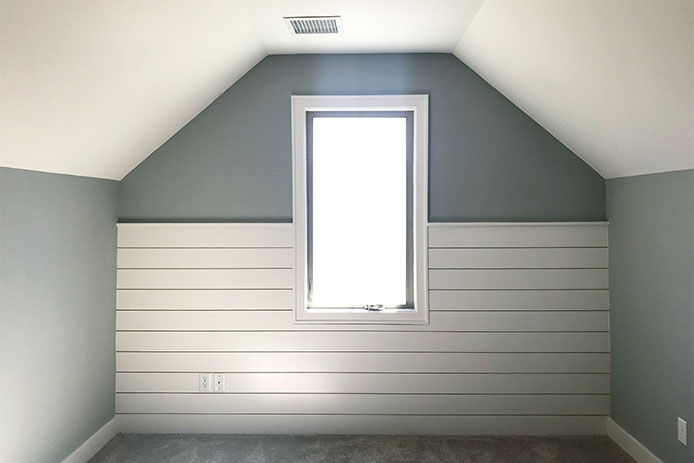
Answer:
291;95;429;324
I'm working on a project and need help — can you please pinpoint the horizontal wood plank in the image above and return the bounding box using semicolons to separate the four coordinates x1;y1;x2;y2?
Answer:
428;223;608;248
116;393;609;415
116;352;609;373
117;223;294;248
117;290;294;309
429;290;609;311
116;372;610;394
116;331;609;353
116;310;608;332
118;414;607;435
429;269;608;290
117;269;294;289
428;248;608;269
118;248;294;269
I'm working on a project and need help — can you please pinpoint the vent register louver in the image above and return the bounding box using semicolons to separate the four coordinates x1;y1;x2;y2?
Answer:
284;16;342;34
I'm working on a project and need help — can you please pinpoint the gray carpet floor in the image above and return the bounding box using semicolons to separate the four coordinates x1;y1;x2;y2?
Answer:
89;434;636;463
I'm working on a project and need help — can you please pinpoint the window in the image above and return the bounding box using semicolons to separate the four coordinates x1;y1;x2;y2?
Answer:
292;95;428;323
308;112;412;310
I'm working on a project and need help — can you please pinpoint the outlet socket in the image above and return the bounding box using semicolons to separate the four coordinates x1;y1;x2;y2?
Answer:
678;417;687;446
214;373;225;392
199;373;212;392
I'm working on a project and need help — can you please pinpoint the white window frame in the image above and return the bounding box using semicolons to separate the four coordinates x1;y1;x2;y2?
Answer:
291;95;429;324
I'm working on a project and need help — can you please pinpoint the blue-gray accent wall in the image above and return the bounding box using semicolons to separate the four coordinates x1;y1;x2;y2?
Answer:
0;167;119;463
119;53;605;222
607;169;693;463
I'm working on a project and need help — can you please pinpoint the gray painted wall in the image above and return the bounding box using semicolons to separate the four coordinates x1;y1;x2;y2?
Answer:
0;167;119;463
120;54;605;222
607;169;693;463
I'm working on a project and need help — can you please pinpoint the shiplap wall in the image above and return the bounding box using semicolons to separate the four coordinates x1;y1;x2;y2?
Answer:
115;222;610;434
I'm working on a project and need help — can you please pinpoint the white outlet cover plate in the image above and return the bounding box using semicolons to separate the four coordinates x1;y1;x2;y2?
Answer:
199;373;212;392
214;373;225;392
678;417;687;446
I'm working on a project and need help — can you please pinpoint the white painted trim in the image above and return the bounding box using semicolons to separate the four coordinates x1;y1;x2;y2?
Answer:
291;95;429;324
606;418;664;463
61;416;119;463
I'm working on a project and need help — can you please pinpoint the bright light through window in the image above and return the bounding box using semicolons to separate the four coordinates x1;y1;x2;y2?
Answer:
309;115;410;308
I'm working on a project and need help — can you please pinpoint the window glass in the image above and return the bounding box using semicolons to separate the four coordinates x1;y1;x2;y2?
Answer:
308;115;409;308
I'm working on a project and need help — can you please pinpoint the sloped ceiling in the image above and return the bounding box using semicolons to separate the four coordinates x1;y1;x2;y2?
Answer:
0;1;266;180
1;0;691;180
456;0;693;178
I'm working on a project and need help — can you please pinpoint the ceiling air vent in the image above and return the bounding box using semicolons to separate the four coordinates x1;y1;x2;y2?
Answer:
284;16;342;34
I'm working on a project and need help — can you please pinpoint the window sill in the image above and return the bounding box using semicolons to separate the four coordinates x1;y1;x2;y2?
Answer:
294;307;429;325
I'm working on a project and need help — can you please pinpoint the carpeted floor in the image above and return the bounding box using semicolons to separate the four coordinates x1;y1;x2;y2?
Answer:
89;434;636;463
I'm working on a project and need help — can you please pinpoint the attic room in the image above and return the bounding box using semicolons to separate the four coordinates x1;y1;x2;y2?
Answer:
0;1;692;462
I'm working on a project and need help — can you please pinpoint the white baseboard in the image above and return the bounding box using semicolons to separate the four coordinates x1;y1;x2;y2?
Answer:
62;417;120;463
117;414;607;435
606;418;664;463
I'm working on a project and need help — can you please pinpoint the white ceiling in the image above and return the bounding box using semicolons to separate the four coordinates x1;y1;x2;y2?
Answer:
1;0;691;180
456;0;694;178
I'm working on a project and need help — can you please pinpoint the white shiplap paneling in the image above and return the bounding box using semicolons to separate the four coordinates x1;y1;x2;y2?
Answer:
115;222;610;435
117;415;607;435
429;289;609;311
117;223;293;248
115;331;609;352
116;372;610;394
117;269;294;289
116;393;609;415
428;269;608;290
116;310;608;332
428;223;608;248
428;247;608;269
117;289;294;309
116;352;609;373
118;248;294;269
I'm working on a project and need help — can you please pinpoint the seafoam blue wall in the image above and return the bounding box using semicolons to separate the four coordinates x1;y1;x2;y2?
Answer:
0;167;119;463
607;169;693;463
120;53;605;222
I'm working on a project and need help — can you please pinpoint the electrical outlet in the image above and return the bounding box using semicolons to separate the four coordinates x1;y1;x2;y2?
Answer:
199;373;212;392
678;417;687;445
213;373;225;392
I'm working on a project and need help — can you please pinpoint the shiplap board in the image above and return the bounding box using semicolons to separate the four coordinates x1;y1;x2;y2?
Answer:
119;289;609;311
429;290;609;311
117;269;294;289
116;310;608;332
114;222;611;432
428;247;608;269
116;393;609;415
116;331;609;352
117;289;294;309
116;352;609;373
428;269;608;290
118;415;607;435
116;372;610;394
428;223;608;248
118;248;294;268
117;223;294;248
